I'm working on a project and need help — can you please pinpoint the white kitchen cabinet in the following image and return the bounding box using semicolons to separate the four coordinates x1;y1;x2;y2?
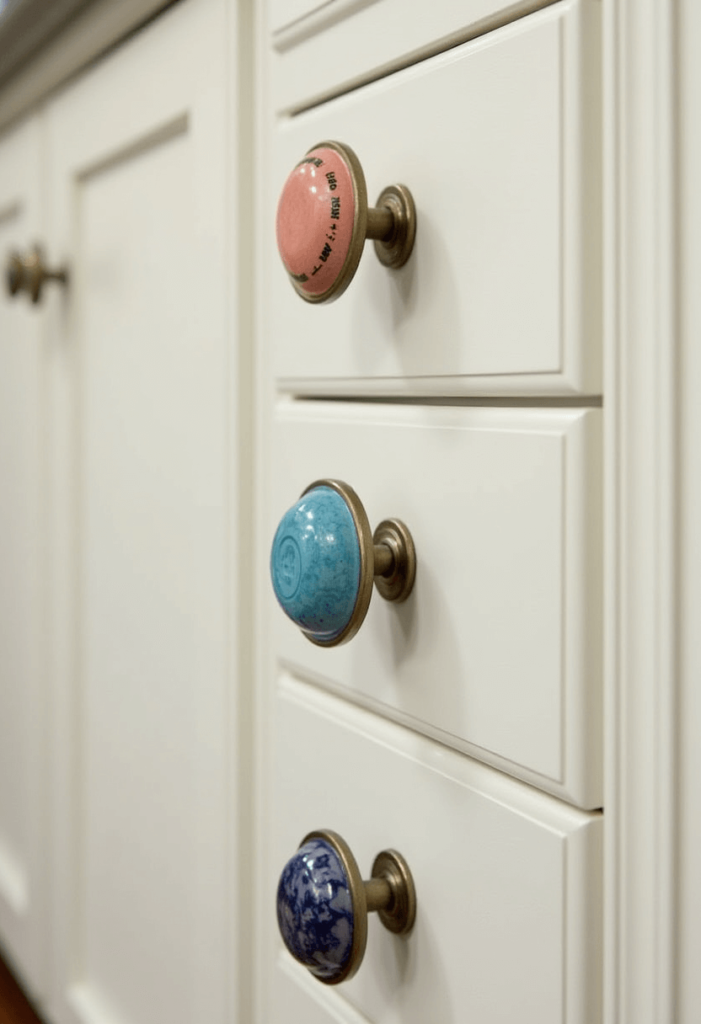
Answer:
268;0;580;112
42;3;237;1022
271;0;601;396
257;0;605;1020
271;401;603;807
0;113;50;1008
0;0;697;1022
1;0;241;1022
271;676;602;1024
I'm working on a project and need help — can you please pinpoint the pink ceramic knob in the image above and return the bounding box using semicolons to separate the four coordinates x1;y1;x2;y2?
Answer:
276;140;416;304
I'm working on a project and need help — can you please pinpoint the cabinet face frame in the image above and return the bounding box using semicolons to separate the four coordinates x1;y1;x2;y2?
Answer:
43;2;241;1023
601;0;683;1023
0;112;50;1008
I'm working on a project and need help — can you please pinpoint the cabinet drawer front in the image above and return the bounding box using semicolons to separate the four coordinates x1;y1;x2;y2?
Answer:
268;677;603;1024
270;0;601;396
270;0;568;114
271;401;602;807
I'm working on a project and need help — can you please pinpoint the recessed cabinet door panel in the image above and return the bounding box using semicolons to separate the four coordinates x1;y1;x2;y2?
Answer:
45;2;233;1023
271;401;602;808
266;676;603;1024
271;0;601;396
0;114;48;1004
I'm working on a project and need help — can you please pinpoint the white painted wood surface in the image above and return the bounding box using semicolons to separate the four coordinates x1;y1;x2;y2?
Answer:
42;2;236;1022
0;113;49;1008
601;0;688;1022
266;676;602;1024
256;1;607;1021
269;0;564;113
0;0;697;1020
270;401;603;807
271;0;602;396
677;1;701;1018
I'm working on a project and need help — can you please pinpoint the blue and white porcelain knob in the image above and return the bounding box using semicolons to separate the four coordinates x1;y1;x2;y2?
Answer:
270;479;416;646
276;830;417;985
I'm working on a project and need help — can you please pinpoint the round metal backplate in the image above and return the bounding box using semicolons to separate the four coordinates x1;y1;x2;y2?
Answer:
302;829;369;985
373;518;417;603
373;184;417;270
371;848;417;935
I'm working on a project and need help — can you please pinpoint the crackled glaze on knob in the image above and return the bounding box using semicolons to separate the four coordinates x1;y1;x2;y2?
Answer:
270;485;361;644
276;145;357;299
276;837;355;983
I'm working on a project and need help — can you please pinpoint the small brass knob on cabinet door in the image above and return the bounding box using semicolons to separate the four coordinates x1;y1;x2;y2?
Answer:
5;245;68;304
270;479;416;647
277;830;417;985
276;140;417;303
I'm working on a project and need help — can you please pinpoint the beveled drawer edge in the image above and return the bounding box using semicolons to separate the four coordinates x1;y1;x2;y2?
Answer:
277;665;602;816
275;0;562;116
277;953;375;1024
273;0;378;52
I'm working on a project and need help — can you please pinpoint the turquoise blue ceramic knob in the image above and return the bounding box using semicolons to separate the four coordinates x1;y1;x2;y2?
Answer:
276;829;417;986
270;479;416;646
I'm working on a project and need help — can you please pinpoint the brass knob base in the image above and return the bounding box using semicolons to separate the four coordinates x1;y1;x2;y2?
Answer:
371;848;417;935
6;253;22;296
5;245;68;304
373;518;417;603
373;184;417;270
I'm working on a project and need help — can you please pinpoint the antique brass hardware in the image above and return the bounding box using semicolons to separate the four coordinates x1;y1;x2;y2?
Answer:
277;829;416;985
6;246;68;304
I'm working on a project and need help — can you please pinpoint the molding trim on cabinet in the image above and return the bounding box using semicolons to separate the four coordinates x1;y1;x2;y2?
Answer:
273;0;380;52
0;0;174;135
0;0;93;89
677;2;701;1020
604;0;679;1021
277;0;562;116
74;113;188;183
277;955;374;1024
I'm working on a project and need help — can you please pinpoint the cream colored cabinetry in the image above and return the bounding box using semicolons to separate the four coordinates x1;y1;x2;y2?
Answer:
0;2;241;1022
0;2;697;1023
0;113;49;1010
271;0;601;396
257;2;604;1021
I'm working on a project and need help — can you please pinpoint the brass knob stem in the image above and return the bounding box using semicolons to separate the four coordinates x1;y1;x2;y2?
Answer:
373;518;416;603
364;876;392;913
5;245;68;304
365;205;396;242
373;542;395;578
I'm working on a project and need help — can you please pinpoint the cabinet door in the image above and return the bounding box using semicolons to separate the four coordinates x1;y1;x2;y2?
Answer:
262;677;602;1024
44;2;236;1023
270;0;601;397
0;113;49;1007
